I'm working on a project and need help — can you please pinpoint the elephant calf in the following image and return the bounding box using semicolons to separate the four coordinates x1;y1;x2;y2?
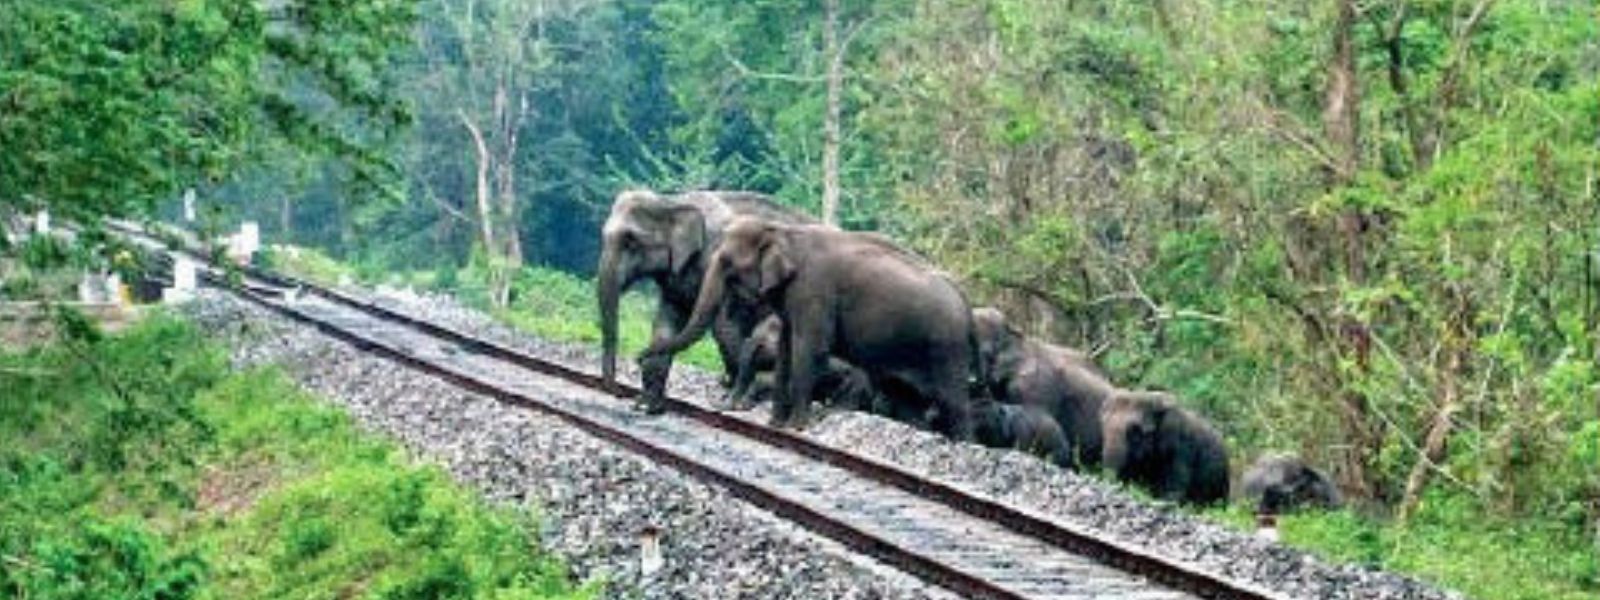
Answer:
1241;454;1342;515
971;307;1112;469
1101;391;1230;505
974;402;1072;467
727;316;879;413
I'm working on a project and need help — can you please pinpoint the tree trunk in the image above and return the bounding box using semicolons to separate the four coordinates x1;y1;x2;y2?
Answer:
1399;292;1469;520
821;0;843;226
1322;0;1359;184
1323;0;1378;500
459;108;509;306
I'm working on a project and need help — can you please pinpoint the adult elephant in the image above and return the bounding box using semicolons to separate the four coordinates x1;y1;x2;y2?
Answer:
642;218;975;438
971;307;1112;469
597;189;814;413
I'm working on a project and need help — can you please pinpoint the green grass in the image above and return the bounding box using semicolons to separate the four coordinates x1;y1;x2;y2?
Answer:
0;314;593;600
1203;498;1598;600
259;245;358;287
496;267;724;374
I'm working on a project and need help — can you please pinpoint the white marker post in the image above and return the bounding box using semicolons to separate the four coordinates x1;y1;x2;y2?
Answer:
164;253;197;304
78;273;108;304
638;525;664;577
105;272;126;306
230;221;260;265
182;188;196;222
33;210;49;235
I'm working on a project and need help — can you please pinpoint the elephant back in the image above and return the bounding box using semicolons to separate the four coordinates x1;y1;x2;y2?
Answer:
678;191;817;245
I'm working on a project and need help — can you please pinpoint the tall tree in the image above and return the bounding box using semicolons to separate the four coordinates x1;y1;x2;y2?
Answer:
411;0;582;306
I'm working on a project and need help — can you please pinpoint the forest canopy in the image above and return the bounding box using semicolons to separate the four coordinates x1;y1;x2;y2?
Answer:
0;0;413;218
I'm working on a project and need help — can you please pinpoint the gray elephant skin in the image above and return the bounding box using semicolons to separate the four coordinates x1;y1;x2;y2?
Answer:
597;189;814;412
1101;390;1230;505
972;307;1112;469
728;315;878;413
1241;453;1342;514
644;217;976;438
973;401;1072;466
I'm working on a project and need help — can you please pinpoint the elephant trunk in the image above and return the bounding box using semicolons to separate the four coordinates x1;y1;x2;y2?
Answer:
1100;423;1128;475
646;253;726;356
597;244;625;386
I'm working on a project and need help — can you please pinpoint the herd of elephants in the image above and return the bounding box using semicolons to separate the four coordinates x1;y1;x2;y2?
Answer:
595;189;1343;513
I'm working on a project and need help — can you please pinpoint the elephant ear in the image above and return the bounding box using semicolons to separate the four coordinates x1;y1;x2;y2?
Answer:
1141;401;1170;438
757;228;796;298
667;208;707;275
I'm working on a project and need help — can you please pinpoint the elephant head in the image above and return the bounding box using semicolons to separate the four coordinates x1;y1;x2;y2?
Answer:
597;190;708;385
1243;454;1343;514
971;307;1022;388
643;217;795;358
1100;390;1174;475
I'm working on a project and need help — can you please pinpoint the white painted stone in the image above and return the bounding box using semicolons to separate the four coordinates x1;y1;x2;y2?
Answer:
182;188;196;222
173;254;198;291
238;221;259;254
161;287;192;304
638;525;664;576
34;210;49;235
227;221;260;265
79;273;108;304
105;273;125;306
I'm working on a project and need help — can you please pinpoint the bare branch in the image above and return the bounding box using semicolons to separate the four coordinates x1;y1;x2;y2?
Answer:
719;41;825;84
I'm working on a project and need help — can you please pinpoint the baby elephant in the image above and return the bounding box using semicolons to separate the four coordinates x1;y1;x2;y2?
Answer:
1101;391;1230;505
974;402;1072;467
971;307;1112;469
1240;454;1342;515
727;315;878;413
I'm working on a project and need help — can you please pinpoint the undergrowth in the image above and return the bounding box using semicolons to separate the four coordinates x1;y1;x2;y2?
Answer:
0;314;593;599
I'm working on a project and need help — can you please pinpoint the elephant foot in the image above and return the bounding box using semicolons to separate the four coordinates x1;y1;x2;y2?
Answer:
767;405;812;430
634;394;668;416
712;392;747;411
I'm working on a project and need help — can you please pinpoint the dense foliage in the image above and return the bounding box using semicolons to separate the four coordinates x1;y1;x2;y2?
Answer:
0;0;414;218
0;315;591;599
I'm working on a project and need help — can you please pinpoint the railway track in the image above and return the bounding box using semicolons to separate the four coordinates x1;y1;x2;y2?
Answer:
107;220;1284;600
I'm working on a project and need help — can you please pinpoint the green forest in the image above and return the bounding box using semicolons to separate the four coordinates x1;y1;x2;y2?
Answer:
3;1;1598;598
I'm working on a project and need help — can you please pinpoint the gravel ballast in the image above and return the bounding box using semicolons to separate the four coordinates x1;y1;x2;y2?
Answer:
184;291;955;600
347;285;1465;600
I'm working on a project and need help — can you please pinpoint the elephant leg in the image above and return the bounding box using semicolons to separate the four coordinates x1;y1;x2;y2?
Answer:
779;340;826;429
723;333;769;410
775;306;830;429
741;372;775;409
638;302;688;415
878;380;931;428
925;369;975;442
710;302;746;388
1160;459;1194;503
